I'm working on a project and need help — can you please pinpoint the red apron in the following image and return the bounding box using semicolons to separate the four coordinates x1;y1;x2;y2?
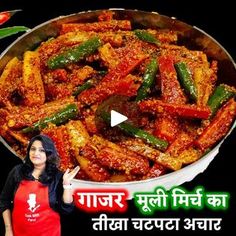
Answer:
12;180;61;236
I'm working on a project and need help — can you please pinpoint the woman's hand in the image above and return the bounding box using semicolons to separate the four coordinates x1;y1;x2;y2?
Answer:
63;166;80;186
62;166;80;203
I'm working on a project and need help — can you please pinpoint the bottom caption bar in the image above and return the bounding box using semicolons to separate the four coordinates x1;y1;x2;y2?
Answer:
91;214;222;231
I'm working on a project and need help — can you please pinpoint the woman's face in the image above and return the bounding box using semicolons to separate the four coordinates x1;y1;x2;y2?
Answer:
29;140;47;168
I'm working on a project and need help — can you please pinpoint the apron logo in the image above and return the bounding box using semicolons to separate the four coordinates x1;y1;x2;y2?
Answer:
27;193;40;212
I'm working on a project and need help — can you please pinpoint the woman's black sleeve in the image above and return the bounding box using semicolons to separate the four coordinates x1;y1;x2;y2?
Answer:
0;165;20;214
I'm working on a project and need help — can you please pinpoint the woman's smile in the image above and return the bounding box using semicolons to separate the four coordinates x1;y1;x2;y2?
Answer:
29;140;47;167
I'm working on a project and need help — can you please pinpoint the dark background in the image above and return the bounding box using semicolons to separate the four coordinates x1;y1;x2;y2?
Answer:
0;0;235;235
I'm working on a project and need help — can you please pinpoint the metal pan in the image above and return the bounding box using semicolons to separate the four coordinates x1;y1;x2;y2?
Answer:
1;9;236;197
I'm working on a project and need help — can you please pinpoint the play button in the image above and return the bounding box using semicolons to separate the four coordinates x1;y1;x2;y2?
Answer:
111;110;128;127
95;95;140;138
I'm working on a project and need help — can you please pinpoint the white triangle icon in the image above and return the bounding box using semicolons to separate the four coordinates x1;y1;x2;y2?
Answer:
111;110;128;127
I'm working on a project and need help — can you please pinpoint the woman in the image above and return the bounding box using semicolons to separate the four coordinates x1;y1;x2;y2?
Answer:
0;134;80;236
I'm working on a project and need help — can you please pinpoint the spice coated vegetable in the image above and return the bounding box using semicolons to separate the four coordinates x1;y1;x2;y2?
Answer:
195;98;236;150
139;99;211;119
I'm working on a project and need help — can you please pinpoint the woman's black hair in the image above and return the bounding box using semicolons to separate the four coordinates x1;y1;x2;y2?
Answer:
21;134;60;184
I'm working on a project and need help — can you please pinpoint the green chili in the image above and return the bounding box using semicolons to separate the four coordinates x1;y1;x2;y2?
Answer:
175;62;197;101
73;80;94;96
136;58;158;101
47;37;102;69
101;112;168;151
207;84;236;116
134;29;161;46
22;104;78;133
